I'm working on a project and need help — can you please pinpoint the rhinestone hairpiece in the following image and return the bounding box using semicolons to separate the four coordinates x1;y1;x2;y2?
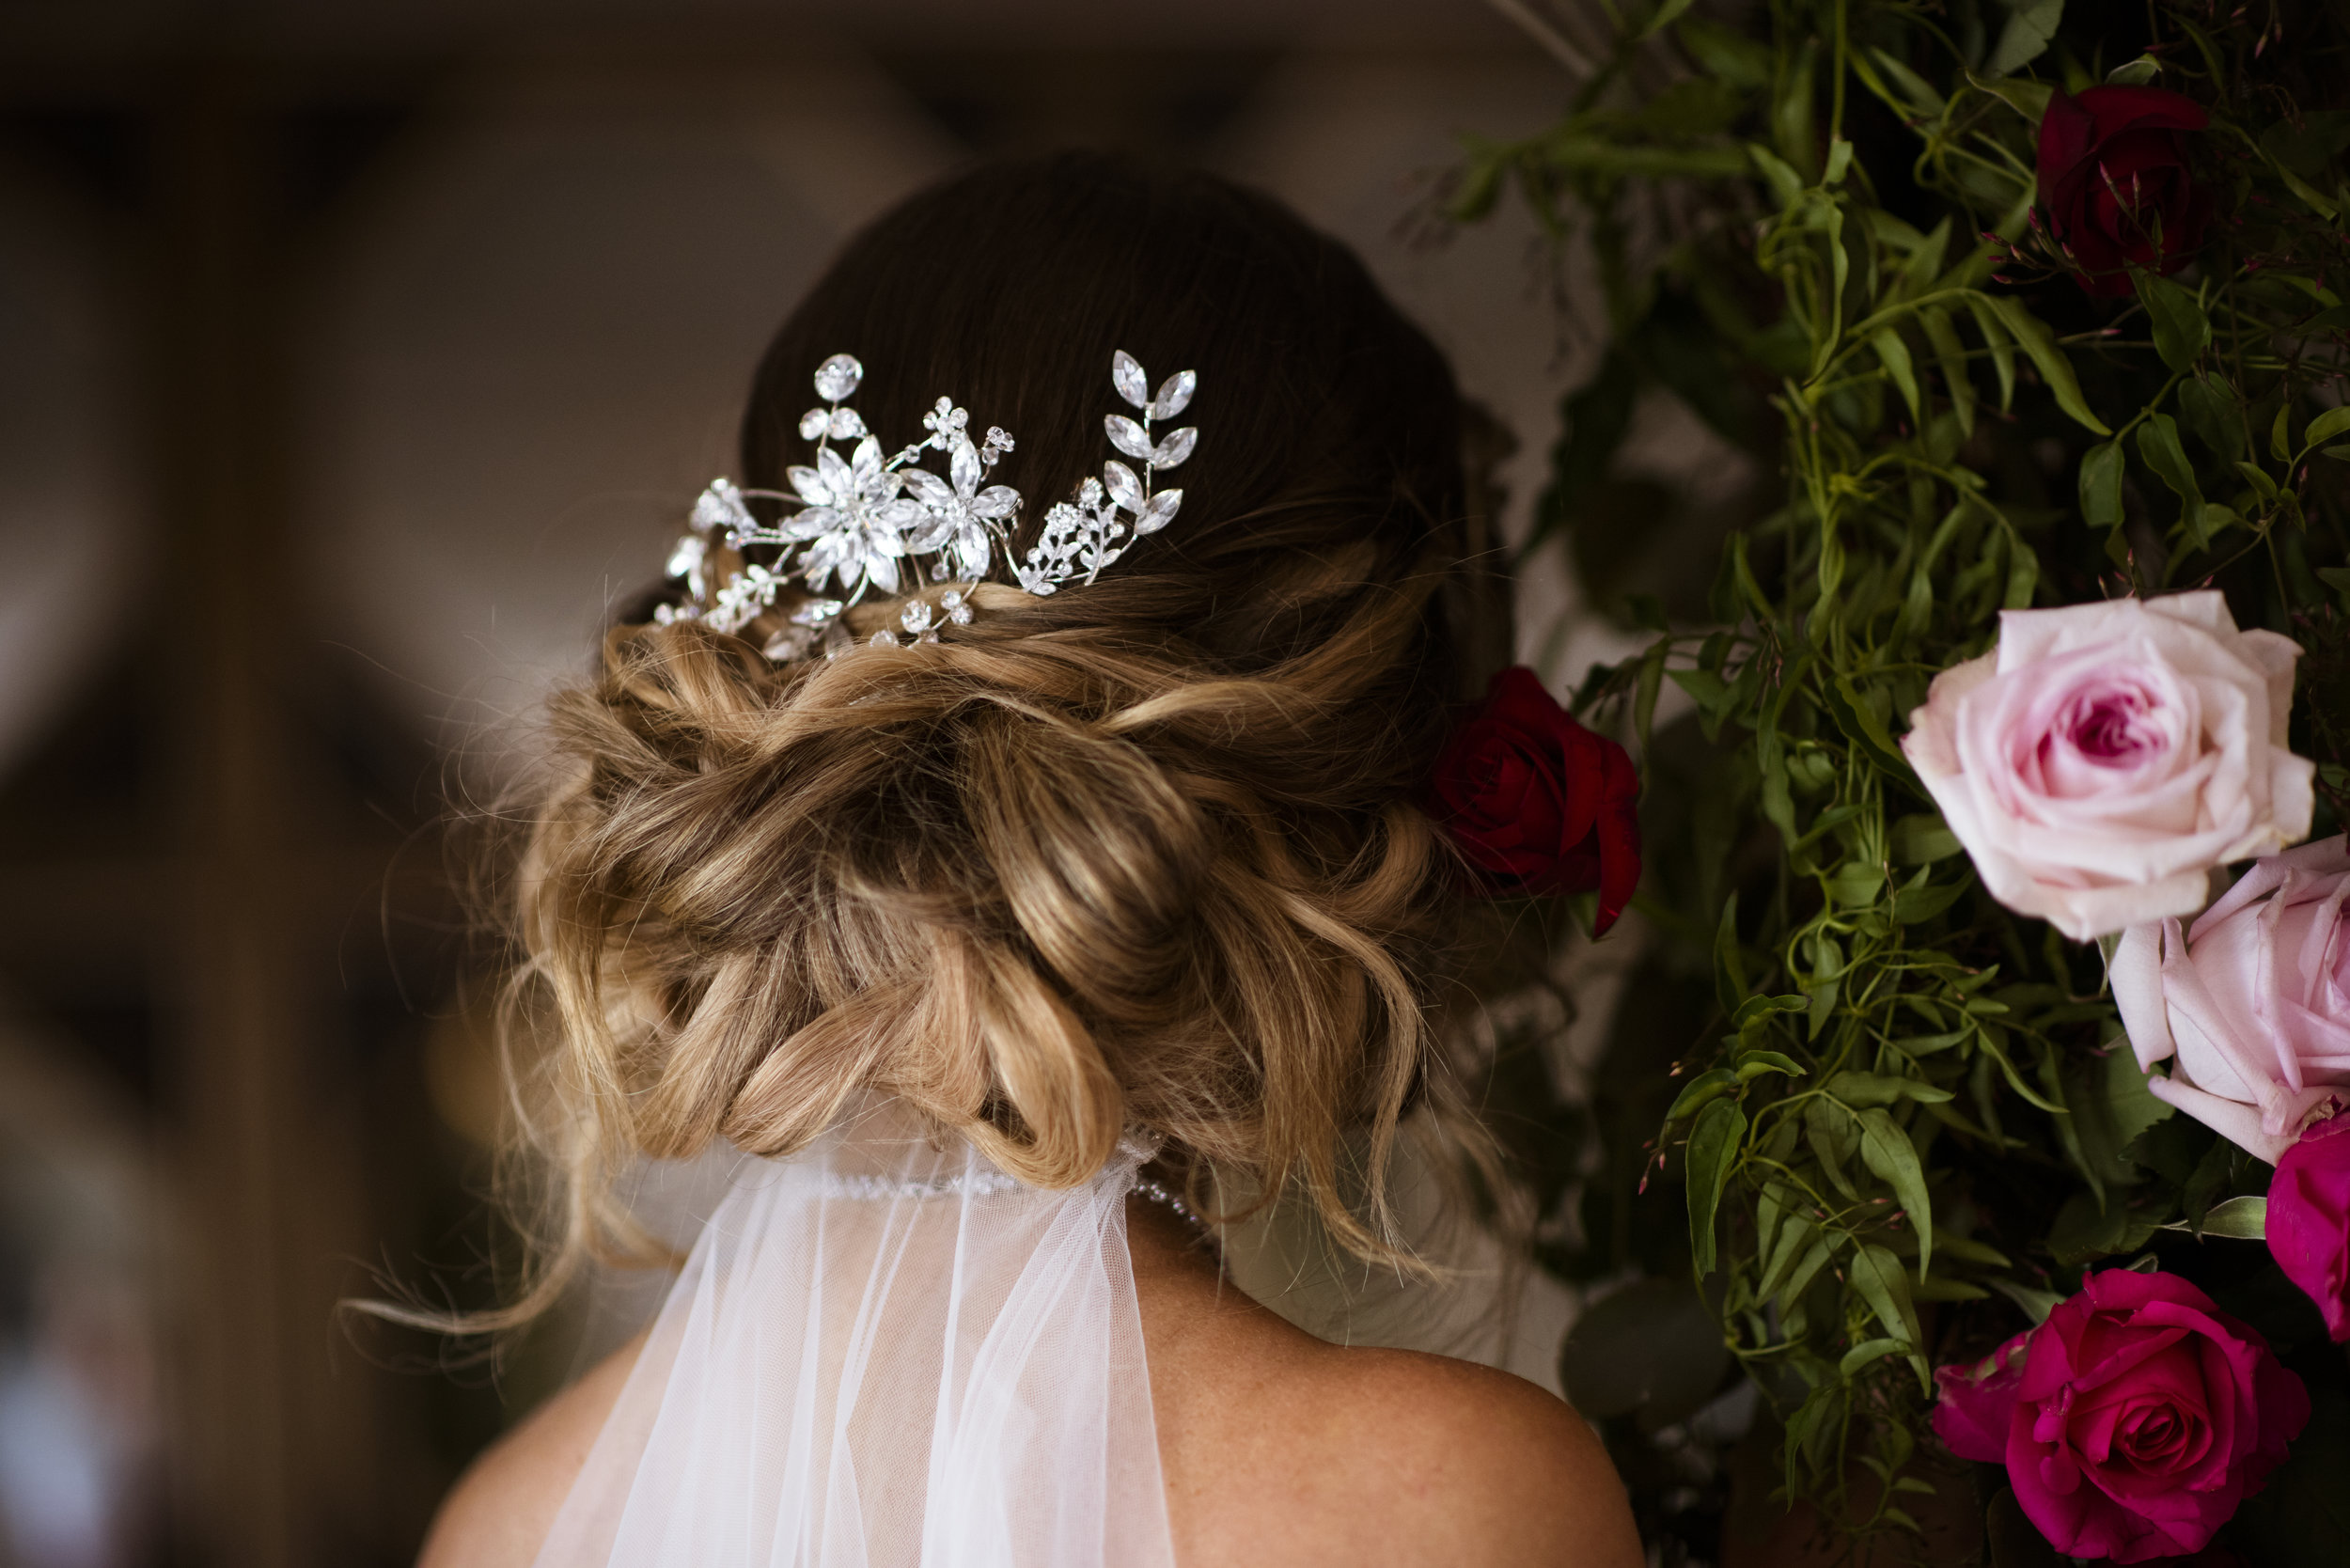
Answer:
652;350;1199;661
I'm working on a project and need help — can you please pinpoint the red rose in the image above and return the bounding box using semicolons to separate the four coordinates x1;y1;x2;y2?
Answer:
1933;1269;2309;1562
2268;1111;2350;1342
1424;666;1640;931
2036;86;2211;298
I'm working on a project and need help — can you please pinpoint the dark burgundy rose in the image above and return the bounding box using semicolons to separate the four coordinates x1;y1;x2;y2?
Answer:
2036;86;2212;297
1425;666;1641;932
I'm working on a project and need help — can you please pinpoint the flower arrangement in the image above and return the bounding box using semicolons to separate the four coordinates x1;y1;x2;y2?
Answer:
1446;0;2350;1560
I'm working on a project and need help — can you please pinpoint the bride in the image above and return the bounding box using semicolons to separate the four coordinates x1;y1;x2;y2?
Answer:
416;152;1643;1568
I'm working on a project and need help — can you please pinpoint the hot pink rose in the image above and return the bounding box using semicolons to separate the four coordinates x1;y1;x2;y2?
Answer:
2112;836;2350;1161
1901;592;2312;941
1933;1269;2309;1562
2269;1112;2350;1342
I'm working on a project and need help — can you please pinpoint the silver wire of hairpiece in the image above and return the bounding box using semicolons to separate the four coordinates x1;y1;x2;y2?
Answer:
652;350;1198;661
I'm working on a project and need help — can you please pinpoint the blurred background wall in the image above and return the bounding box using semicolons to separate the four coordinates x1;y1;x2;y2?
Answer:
0;2;1684;1562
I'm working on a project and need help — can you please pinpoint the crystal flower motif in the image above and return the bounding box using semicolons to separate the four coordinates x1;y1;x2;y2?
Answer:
784;436;921;597
902;436;1020;581
652;350;1198;659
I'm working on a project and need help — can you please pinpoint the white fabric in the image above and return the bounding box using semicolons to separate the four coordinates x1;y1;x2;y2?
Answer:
532;1100;1175;1568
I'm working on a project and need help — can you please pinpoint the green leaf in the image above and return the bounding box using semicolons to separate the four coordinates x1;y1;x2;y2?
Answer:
2135;270;2211;373
1839;1338;1909;1378
1858;1107;1935;1275
1823;137;1855;188
2135;412;2203;522
1747;144;1805;210
2308;406;2350;447
1984;0;2063;77
1826;1072;1955;1107
1848;1243;1928;1390
2106;55;2160;86
1447;155;1507;224
1667;1067;1743;1123
1732;993;1810;1028
1678;18;1774;88
1966;297;2017;411
1668;667;1731;710
1989;1278;2065;1325
1966;71;2053;125
2191;502;2242;552
1887;814;1958;865
1986;297;2109;433
1807;1098;1862;1199
1824;675;1909;776
1919;306;1976;437
1758;1213;1821;1299
2272;403;2295;461
1873;328;1921;423
1772;40;1818;181
1714;892;1749;1021
1778;1235;1835;1308
2077;439;2125;528
1737;1050;1808;1080
1866;48;1948;124
1893;870;1970;925
2197;1195;2267;1239
1685;1099;1747;1272
2177;375;2246;460
2235;461;2280;502
1637;0;1701;39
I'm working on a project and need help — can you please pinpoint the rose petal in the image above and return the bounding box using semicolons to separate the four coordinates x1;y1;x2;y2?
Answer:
2269;1114;2350;1341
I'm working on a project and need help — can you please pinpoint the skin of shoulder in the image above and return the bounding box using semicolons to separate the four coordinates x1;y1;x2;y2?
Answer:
1294;1345;1644;1568
415;1328;647;1568
1132;1207;1643;1568
419;1215;1644;1568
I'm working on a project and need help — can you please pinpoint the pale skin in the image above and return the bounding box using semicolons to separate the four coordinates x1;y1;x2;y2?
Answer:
418;1198;1646;1568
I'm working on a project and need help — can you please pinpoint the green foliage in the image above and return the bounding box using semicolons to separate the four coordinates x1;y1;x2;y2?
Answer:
1449;0;2350;1549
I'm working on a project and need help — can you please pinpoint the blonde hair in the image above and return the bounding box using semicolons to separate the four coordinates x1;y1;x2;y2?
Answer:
478;155;1509;1325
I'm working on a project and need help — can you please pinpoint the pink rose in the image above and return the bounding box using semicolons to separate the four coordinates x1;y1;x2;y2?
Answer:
1901;592;2312;941
2112;836;2350;1161
2269;1112;2350;1342
1933;1269;2309;1562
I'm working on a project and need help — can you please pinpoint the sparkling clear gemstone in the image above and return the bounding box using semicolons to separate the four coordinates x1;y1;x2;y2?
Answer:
1150;370;1196;419
813;353;864;402
1111;351;1150;409
1150;426;1198;469
829;409;868;439
761;625;815;661
1135;489;1182;534
799;408;829;440
1104;415;1152;462
1102;460;1143;513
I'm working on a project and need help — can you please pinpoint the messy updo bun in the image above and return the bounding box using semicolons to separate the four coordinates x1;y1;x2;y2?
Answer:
504;153;1509;1309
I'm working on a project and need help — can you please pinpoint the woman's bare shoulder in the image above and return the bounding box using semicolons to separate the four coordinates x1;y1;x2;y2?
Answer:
1283;1343;1644;1568
415;1330;647;1568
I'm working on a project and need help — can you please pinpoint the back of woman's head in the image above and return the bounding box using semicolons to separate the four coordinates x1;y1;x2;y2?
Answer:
512;151;1491;1297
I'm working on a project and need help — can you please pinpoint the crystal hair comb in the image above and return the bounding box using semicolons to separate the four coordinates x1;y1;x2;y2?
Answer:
653;350;1199;661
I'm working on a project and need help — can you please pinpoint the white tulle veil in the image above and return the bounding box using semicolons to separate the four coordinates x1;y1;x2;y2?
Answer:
531;1098;1174;1568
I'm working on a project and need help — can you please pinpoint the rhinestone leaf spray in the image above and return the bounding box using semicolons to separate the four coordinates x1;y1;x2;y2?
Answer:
654;351;1199;660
